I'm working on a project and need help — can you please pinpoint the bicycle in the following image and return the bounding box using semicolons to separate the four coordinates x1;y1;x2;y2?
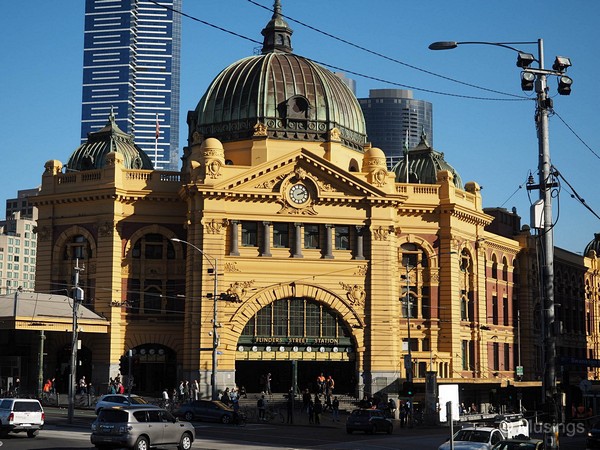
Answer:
233;411;247;427
263;407;284;424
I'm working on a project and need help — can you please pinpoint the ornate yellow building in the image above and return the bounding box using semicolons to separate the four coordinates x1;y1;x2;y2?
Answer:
22;0;600;413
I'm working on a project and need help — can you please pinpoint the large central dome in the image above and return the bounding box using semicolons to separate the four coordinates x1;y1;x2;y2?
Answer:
189;0;367;151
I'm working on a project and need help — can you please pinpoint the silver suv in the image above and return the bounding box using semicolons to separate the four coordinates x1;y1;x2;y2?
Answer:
0;398;45;438
91;406;195;450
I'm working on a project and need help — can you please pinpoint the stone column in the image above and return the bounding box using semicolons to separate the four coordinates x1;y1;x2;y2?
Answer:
293;223;303;258
261;221;272;257
355;226;365;260
324;224;334;259
229;220;240;256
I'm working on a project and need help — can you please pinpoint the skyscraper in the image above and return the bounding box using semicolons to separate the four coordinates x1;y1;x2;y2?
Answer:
81;0;181;170
359;89;433;169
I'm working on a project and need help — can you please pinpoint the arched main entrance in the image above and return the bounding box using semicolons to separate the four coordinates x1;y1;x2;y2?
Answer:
235;296;357;394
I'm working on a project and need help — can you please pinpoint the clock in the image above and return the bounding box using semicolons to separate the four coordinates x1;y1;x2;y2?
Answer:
289;184;309;204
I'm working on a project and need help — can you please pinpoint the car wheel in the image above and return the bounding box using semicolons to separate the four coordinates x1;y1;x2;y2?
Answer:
386;424;393;434
184;411;194;421
134;435;149;450
221;414;232;424
27;429;39;438
178;431;193;450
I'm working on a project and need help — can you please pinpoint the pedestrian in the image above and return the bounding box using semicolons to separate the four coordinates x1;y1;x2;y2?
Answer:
388;398;397;418
314;397;322;425
286;389;294;424
308;398;314;424
316;373;325;394
239;385;247;399
332;396;340;422
257;394;266;421
265;373;272;395
302;388;311;414
88;382;96;397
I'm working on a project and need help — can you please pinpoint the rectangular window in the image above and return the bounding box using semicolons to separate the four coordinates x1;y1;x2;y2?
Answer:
492;296;498;325
273;223;289;248
241;221;258;247
273;300;287;336
462;340;469;370
290;300;304;336
503;298;509;326
256;306;271;336
334;226;350;250
322;311;336;337
304;225;320;249
493;342;500;371
504;343;510;370
306;303;320;337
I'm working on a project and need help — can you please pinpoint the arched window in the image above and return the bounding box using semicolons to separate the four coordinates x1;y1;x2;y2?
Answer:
132;233;175;260
491;255;498;279
63;235;92;260
240;298;352;347
502;257;508;281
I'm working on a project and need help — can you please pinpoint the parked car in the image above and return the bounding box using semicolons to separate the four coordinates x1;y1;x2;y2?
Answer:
91;406;194;450
345;408;393;434
587;421;600;449
491;438;544;450
0;398;45;438
173;399;237;424
94;394;156;415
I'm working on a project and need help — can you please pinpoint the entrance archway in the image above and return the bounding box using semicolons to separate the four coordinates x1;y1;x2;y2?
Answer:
234;290;359;394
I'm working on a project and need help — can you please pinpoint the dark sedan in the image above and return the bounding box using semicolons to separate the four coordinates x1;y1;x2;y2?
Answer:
174;400;237;424
346;408;393;434
588;421;600;449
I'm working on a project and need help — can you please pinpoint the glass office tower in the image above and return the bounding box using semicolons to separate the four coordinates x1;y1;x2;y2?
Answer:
81;0;181;170
359;89;433;169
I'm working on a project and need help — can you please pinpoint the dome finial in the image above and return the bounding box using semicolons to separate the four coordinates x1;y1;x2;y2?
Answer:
261;0;293;54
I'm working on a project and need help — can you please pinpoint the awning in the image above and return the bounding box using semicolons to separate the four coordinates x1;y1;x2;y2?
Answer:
0;291;109;333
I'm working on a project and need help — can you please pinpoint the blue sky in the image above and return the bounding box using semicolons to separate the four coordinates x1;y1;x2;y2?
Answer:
1;1;599;254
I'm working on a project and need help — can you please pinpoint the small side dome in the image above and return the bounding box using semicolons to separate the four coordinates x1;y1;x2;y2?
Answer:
65;111;153;171
392;131;463;189
364;146;386;159
584;233;600;257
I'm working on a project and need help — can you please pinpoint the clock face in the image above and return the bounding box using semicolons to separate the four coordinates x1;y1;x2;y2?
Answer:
289;184;309;204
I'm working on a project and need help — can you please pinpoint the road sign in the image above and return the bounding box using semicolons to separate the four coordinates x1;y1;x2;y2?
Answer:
516;366;524;376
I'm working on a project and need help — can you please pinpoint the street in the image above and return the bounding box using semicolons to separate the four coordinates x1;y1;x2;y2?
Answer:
0;407;587;449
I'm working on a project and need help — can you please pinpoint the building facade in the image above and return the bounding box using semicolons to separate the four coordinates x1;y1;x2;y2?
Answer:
81;0;182;170
359;89;433;169
0;189;39;295
18;0;600;417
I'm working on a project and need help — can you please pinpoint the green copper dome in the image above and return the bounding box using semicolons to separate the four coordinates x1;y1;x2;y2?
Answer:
392;131;463;189
66;111;154;171
189;0;367;151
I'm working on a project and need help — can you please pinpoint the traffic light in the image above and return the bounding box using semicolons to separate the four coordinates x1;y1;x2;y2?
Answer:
403;381;414;397
119;355;127;375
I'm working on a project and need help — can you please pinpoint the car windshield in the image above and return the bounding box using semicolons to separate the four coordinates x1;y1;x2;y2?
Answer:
98;410;129;423
454;429;490;443
14;402;42;412
130;397;148;405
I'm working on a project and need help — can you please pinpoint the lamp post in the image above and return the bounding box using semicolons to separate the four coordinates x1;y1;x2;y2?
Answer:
429;39;572;450
403;262;416;427
171;238;219;400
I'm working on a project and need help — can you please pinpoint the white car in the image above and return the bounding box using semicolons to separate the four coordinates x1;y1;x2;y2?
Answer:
439;427;506;450
94;394;157;415
0;398;45;438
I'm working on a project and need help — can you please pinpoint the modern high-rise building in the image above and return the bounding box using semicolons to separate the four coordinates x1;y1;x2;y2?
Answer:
81;0;182;170
0;189;39;294
359;89;433;169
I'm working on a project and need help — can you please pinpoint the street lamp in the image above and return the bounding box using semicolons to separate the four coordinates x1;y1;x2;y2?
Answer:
171;238;219;400
429;38;572;450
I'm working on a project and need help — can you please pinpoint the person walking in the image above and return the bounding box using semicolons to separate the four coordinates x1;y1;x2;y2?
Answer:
314;397;322;425
257;394;266;421
308;398;314;424
332;396;340;422
286;389;294;424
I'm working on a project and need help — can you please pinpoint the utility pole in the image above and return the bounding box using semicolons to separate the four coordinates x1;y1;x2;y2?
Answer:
68;260;84;424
